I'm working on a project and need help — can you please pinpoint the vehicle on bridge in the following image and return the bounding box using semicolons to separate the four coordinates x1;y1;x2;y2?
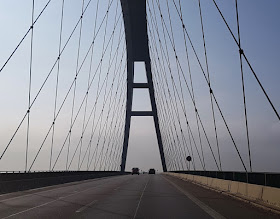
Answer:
149;168;156;174
132;167;140;175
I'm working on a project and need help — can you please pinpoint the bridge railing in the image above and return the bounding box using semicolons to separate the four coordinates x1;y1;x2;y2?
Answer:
171;171;280;189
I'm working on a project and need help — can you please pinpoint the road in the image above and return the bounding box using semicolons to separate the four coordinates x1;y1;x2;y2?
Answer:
0;174;278;218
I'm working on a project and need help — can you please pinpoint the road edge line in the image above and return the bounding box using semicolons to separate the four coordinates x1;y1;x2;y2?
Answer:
162;175;225;219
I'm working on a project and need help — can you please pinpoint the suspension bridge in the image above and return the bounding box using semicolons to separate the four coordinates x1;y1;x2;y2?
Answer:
0;0;279;218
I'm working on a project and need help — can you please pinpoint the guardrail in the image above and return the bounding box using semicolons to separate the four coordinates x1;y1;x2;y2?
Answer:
171;171;280;188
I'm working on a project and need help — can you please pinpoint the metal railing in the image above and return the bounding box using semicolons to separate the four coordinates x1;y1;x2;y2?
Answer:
171;170;280;188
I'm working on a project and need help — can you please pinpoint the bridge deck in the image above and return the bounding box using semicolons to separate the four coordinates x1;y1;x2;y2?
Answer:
0;174;278;218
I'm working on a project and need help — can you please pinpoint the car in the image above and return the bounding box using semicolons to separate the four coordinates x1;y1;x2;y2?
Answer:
148;168;155;174
132;167;139;175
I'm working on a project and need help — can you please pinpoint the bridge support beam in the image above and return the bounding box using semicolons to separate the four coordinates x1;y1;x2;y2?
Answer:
120;0;167;172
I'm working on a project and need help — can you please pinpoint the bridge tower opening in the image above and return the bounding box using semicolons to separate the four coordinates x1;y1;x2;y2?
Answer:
120;0;167;172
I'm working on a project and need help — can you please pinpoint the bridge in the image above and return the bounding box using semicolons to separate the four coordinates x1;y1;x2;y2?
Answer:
0;0;279;218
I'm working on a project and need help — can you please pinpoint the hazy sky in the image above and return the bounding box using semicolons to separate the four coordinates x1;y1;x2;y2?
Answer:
0;0;279;173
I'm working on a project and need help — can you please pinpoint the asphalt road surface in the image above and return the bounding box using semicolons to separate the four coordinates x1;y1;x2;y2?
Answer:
0;174;278;218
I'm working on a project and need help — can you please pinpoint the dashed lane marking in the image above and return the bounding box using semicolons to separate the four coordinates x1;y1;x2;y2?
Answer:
133;176;150;219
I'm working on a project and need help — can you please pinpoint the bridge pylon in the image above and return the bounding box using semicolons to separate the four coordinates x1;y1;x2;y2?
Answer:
120;0;167;172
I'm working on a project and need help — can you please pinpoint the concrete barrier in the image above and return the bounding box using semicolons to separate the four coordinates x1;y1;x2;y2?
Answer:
229;181;239;194
0;171;129;194
247;183;263;200
262;186;280;208
237;181;248;197
164;172;280;211
219;179;230;192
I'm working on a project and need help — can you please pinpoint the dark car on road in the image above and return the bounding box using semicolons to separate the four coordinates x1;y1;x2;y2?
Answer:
148;168;155;174
132;167;139;175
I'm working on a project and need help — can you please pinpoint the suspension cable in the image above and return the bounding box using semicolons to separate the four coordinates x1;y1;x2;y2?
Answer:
25;0;35;172
235;0;252;172
196;0;222;170
211;0;280;121
167;0;248;171
49;0;65;171
0;0;52;73
28;11;123;171
0;0;114;161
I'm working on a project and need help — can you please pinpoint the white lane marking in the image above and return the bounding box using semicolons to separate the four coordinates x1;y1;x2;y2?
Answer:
0;179;74;198
76;200;97;213
2;193;71;219
0;175;120;203
163;176;226;219
2;187;96;218
133;176;150;219
0;186;66;204
1;176;124;218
